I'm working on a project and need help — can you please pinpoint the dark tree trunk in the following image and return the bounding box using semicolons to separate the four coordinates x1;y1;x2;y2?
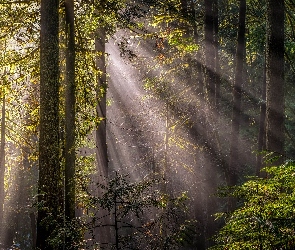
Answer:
0;95;5;242
203;1;222;248
64;1;76;249
95;28;108;180
30;212;37;248
265;0;284;163
180;0;188;22
180;0;187;12
36;0;60;249
190;0;204;98
64;0;76;223
93;26;112;245
228;0;246;209
204;0;215;107
213;0;221;109
256;53;267;176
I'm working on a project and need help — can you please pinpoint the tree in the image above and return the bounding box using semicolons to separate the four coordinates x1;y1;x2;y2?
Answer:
64;0;77;248
95;11;108;182
204;0;215;107
213;0;221;109
212;161;295;250
83;173;196;249
94;25;111;245
0;93;5;241
64;0;76;223
228;0;246;205
36;0;60;249
256;53;267;176
265;0;285;163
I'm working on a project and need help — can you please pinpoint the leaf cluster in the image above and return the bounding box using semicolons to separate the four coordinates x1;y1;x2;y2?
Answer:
212;161;295;250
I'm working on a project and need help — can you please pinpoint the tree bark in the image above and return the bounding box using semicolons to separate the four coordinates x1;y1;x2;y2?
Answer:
256;53;267;176
204;0;215;107
213;0;221;109
228;0;246;209
0;95;5;242
190;0;203;98
265;0;284;163
36;0;60;249
95;28;108;179
64;1;76;248
64;0;76;223
93;26;112;246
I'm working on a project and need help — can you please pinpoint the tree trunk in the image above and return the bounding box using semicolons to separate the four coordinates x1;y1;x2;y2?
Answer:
265;0;284;163
30;212;37;248
36;0;60;249
190;0;204;98
64;0;76;223
202;1;222;247
228;0;246;209
256;53;267;176
213;0;221;109
95;28;108;180
204;0;215;107
64;1;76;248
0;95;5;242
93;26;112;245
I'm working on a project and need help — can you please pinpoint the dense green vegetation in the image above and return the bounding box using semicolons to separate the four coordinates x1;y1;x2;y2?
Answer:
212;160;295;249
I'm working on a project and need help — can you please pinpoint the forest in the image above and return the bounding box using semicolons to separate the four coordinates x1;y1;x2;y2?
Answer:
0;0;293;249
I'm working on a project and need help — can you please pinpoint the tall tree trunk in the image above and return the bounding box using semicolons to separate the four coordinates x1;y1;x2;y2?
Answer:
204;0;215;107
265;0;284;163
30;212;37;248
180;0;188;25
203;1;222;247
256;53;267;176
190;1;204;98
64;1;76;249
36;0;60;249
64;0;76;223
213;0;221;109
93;26;112;245
95;29;108;179
228;0;246;209
0;95;5;242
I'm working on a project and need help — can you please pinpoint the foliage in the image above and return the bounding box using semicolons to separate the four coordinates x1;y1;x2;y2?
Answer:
211;160;295;250
77;172;196;249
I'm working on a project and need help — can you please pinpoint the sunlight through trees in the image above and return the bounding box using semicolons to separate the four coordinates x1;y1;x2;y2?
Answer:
0;0;293;249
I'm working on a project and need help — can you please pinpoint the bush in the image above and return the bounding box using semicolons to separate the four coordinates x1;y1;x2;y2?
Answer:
212;161;295;250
